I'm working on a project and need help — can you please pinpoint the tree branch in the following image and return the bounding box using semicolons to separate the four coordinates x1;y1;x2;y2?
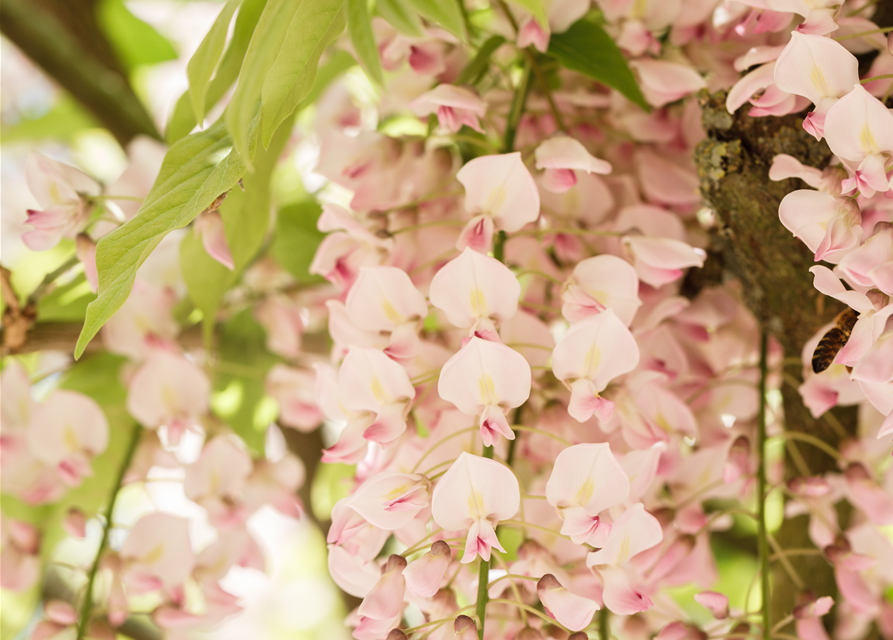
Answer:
0;0;161;145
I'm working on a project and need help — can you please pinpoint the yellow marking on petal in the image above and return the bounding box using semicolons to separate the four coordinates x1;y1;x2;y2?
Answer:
143;544;165;565
162;385;179;414
63;424;80;451
631;0;648;20
478;375;498;405
469;287;487;317
576;477;595;505
371;376;388;404
810;65;828;97
616;532;631;564
485;185;507;215
655;412;671;433
584;344;601;377
383;483;411;501
382;298;403;325
467;489;486;520
49;182;62;205
860;122;878;154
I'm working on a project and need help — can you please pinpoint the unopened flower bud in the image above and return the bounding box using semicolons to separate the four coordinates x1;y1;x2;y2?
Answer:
454;615;477;639
387;630;408;640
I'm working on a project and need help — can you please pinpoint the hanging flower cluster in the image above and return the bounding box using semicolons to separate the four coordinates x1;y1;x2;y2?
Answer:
4;0;893;639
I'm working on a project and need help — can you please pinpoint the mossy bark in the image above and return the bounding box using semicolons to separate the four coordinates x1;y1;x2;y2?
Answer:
694;91;858;631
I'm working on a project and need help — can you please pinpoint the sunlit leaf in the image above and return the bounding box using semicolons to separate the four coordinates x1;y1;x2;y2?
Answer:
76;121;245;359
377;0;424;37
167;0;268;143
347;0;384;85
270;200;326;282
97;0;178;71
187;0;241;124
405;0;465;39
506;0;546;27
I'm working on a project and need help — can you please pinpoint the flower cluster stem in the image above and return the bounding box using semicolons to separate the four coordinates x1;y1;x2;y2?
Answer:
600;607;610;639
756;331;771;640
76;423;141;640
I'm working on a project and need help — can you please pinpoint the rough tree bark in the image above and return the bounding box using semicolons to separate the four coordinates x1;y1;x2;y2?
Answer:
694;92;860;632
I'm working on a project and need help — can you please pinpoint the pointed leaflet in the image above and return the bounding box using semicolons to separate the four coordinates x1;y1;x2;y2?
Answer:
347;0;384;85
182;112;297;345
377;0;425;36
547;19;649;111
187;0;241;124
405;0;465;40
75;121;245;358
167;0;267;143
506;0;547;27
259;0;345;148
226;0;344;162
457;36;506;86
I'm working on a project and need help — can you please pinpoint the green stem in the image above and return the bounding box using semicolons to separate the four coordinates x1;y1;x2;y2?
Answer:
525;49;567;132
599;607;610;640
492;230;507;264
860;73;893;84
503;57;532;153
28;255;80;304
475;554;491;639
757;331;771;640
76;424;142;639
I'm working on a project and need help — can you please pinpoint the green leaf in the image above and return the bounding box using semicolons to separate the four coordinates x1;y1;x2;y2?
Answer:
259;0;346;148
181;113;296;343
547;19;649;111
167;0;268;143
215;310;279;454
187;0;241;124
295;49;357;112
506;0;546;27
405;0;465;38
96;0;178;71
270;200;326;282
76;121;245;359
346;0;384;85
456;35;505;85
377;0;424;37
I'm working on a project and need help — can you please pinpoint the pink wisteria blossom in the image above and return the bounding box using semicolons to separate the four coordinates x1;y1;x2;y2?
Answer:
534;136;612;192
430;452;520;564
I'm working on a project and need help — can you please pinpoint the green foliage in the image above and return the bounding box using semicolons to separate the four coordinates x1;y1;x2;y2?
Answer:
405;0;465;39
457;35;506;86
311;462;357;521
181;112;295;344
505;0;546;26
1;98;98;143
226;0;345;163
346;0;384;85
270;200;326;282
76;121;245;359
96;0;178;72
377;0;424;37
259;0;346;147
37;274;95;322
187;0;242;124
167;0;268;143
215;310;279;454
547;19;649;111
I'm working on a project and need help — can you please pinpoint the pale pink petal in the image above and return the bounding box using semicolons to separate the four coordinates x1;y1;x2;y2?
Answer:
63;508;88;538
518;17;549;52
552;309;640;392
346;266;428;333
845;462;893;525
457;214;495;252
338;347;414;420
126;350;210;432
404;540;451;597
586;503;663;567
694;591;729;619
438;337;531;418
546;443;630;518
357;555;407;620
430;452;520;533
825;84;893;164
632;59;706;108
348;472;430;530
183;437;252;504
635;151;701;207
120;513;195;589
197;211;234;270
410;85;486;134
429;247;520;331
328;545;380;598
563;254;641;326
727;63;777;113
535;137;612;182
808;266;873;312
76;234;98;293
537;574;599;632
835;565;878;615
598;565;653;615
456;153;540;232
768;154;824;188
774;32;859;106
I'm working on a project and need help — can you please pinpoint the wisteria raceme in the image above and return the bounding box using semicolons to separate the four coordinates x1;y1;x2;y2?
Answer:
3;0;893;639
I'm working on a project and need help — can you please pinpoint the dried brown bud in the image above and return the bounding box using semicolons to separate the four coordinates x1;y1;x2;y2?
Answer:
386;631;408;640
